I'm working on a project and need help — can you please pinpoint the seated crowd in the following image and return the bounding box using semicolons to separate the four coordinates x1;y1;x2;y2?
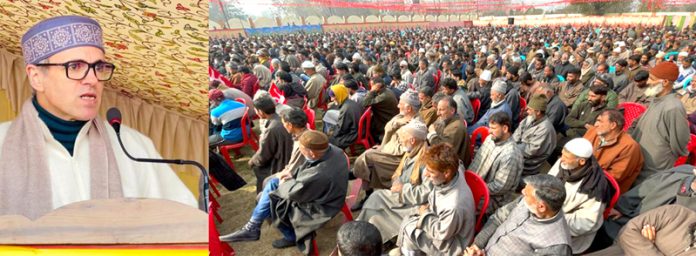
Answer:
209;24;696;255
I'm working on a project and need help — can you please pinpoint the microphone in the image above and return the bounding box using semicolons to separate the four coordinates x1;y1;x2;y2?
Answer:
107;108;121;134
106;107;209;212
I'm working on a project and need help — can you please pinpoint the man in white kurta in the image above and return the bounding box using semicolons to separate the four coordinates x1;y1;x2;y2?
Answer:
0;15;196;220
0;121;197;210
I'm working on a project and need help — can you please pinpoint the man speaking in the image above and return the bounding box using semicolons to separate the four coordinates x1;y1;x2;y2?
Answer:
0;16;197;220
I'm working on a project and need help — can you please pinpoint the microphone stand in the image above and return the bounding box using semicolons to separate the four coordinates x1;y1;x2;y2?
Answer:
114;131;209;213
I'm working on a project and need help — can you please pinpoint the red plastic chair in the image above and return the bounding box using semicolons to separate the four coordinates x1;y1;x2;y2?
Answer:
675;134;696;166
467;126;490;164
603;171;620;219
210;201;234;256
315;82;329;111
349;107;375;155
303;99;316;130
433;70;442;92
518;96;527;122
471;98;481;122
464;170;489;233
219;100;259;168
617;102;647;132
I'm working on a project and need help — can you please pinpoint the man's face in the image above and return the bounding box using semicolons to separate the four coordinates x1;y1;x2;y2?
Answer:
598;54;607;63
640;55;649;64
561;54;569;63
560;149;583;170
281;119;295;134
615;64;624;73
490;90;505;104
593;113;613;136
567;73;578;83
436;100;454;120
28;46;105;121
488;122;507;142
424;165;447;186
397;100;411;115
684;60;693;69
521;184;541;216
587;91;604;106
419;62;426;71
418;92;429;104
596;65;607;74
544;66;553;77
535;60;543;70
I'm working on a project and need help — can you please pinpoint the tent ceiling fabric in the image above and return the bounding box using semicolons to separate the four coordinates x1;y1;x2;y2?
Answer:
0;0;208;120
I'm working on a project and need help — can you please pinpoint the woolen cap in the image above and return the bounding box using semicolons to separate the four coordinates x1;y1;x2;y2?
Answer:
299;130;329;150
650;62;679;82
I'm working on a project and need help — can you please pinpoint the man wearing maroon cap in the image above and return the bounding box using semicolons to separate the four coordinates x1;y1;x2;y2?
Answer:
628;62;690;185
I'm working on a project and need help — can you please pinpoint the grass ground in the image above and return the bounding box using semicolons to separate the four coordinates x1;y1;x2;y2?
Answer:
213;111;365;256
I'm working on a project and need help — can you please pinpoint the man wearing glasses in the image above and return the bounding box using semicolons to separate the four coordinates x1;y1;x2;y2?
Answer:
0;16;196;220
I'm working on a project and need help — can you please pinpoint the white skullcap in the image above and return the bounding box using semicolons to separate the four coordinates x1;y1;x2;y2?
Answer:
400;60;408;66
480;70;492;82
301;61;315;69
342;59;351;64
536;49;545;54
491;80;507;93
617;41;626;47
352;52;362;60
401;120;428;140
564;138;593;158
679;52;689;57
613;47;621;53
418;48;426;53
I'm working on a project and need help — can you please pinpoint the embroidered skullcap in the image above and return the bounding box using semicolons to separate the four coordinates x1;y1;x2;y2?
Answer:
22;15;104;65
399;89;421;108
401;120;428;140
491;80;507;94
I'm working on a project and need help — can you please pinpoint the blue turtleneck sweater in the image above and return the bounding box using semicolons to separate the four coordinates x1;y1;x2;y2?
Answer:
33;97;87;156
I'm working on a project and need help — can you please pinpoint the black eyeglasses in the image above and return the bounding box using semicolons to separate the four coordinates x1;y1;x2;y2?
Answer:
35;60;116;81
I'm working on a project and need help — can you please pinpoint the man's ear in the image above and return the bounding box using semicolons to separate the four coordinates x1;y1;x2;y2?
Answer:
26;65;45;93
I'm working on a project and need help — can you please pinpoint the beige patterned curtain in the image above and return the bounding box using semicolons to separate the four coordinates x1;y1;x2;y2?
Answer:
0;48;206;199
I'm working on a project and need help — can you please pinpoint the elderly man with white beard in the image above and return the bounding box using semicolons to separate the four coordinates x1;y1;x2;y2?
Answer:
629;61;690;185
357;120;432;244
548;138;614;254
512;93;557;185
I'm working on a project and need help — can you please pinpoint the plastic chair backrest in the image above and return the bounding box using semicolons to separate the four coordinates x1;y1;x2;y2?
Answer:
617;102;647;132
518;97;527;122
464;170;489;233
675;134;696;166
603;171;620;219
357;107;374;145
468;126;490;164
304;105;316;130
233;98;253;143
471;98;481;121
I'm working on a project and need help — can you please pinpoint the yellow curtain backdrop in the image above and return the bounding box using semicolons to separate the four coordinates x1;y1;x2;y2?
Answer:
0;48;206;199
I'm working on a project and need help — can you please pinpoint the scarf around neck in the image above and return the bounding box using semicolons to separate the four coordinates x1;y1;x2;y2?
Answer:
0;99;123;220
556;157;612;203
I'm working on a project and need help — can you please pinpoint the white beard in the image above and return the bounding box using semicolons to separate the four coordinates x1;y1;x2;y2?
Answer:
644;83;663;97
525;115;536;124
524;200;540;217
